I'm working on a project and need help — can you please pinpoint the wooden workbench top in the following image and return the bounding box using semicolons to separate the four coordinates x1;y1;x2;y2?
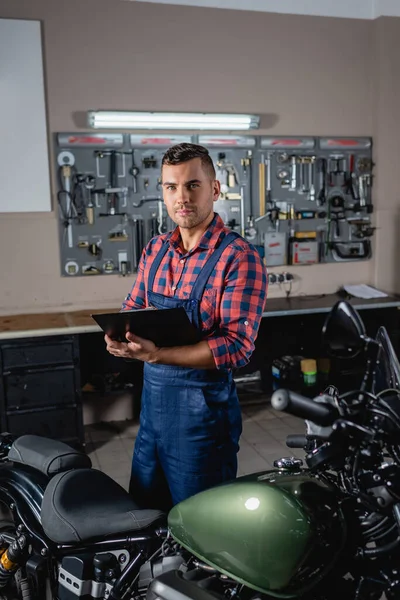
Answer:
0;308;118;341
0;293;399;341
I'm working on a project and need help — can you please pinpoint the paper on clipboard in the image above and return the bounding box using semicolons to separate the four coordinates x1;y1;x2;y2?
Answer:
343;284;388;299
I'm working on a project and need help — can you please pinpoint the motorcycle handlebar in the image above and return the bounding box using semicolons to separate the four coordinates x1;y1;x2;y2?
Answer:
286;434;307;448
271;389;338;426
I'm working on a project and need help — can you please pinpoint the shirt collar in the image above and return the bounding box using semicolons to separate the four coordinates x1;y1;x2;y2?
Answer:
168;212;225;252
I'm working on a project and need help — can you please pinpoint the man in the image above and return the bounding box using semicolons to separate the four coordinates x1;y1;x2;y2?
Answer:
105;143;267;510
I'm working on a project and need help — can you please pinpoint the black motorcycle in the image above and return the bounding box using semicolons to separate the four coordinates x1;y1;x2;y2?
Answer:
0;301;399;600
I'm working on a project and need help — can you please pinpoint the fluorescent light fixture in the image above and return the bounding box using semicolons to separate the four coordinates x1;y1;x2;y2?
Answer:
88;111;260;131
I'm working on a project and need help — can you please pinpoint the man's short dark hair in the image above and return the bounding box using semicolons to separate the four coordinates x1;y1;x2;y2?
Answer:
162;143;216;180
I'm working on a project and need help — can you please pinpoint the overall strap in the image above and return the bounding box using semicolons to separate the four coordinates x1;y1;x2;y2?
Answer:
189;231;240;300
147;237;170;293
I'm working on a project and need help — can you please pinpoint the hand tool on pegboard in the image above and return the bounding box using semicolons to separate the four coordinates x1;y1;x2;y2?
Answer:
239;186;246;237
347;216;376;240
129;150;140;194
88;242;102;259
343;154;359;200
357;157;374;173
108;151;119;215
328;155;346;187
57;151;76;248
358;174;372;208
244;215;257;242
276;167;290;189
318;228;326;262
130;216;143;272
297;156;316;199
298;157;306;194
147;215;159;238
308;157;316;201
259;154;266;216
326;194;345;239
94;150;128;216
265;153;272;205
276;152;289;165
84;175;96;225
317;157;327;205
142;154;157;169
157;199;166;234
216;153;239;196
108;226;128;242
241;150;253;215
289;156;297;192
73;174;90;224
330;240;372;261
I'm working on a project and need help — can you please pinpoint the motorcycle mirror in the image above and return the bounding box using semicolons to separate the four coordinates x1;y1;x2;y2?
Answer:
322;301;367;359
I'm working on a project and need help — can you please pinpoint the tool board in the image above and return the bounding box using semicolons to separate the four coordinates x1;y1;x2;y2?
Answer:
55;133;374;277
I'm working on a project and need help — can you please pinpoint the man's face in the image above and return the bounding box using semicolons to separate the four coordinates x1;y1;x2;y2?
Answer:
162;158;220;230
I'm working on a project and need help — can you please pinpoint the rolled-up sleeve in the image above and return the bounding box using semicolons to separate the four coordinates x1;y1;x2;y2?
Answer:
206;248;267;370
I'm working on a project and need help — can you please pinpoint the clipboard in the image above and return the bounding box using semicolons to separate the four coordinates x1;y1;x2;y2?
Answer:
91;307;202;347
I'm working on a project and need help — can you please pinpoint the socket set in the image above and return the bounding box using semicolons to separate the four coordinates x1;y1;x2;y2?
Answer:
54;133;374;277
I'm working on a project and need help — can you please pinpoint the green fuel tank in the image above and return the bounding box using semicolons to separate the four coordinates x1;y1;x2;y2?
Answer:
168;469;345;598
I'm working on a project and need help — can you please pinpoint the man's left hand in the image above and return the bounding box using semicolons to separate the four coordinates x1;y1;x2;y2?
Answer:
105;332;158;362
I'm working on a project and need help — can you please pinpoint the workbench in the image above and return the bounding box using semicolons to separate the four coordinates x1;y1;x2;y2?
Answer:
0;293;399;444
1;293;399;340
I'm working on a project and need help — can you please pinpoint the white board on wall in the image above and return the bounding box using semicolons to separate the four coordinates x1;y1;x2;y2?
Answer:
0;19;51;212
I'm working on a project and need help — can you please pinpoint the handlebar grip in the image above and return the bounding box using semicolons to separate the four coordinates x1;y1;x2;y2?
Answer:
271;389;337;426
286;434;307;449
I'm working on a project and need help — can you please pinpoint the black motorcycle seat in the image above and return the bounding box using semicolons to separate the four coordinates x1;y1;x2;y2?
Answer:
41;468;165;543
8;435;91;477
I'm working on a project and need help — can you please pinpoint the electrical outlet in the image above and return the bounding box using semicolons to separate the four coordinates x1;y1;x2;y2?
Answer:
282;272;294;282
268;272;294;284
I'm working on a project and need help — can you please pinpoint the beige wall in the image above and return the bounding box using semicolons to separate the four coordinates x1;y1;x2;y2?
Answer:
0;0;387;314
372;17;400;295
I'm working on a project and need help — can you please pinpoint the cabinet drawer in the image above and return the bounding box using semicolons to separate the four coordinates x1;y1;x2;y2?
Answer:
4;367;77;410
2;340;75;370
6;407;82;443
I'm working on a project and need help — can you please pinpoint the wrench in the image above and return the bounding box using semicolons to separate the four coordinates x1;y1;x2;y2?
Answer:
265;153;272;204
290;156;297;192
308;159;316;202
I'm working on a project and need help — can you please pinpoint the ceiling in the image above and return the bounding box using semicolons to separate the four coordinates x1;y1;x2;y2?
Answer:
125;0;400;20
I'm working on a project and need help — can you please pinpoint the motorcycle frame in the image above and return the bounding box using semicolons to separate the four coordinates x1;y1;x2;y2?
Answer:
0;463;167;600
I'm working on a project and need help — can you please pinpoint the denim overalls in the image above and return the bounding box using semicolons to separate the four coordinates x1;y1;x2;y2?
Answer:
129;232;242;510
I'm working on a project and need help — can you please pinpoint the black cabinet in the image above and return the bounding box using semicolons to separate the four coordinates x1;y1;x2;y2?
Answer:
0;335;84;445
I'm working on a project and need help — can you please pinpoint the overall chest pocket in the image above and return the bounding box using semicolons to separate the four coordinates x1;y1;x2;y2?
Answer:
180;286;217;332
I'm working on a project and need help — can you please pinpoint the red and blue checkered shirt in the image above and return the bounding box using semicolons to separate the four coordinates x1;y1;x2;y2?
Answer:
121;213;268;371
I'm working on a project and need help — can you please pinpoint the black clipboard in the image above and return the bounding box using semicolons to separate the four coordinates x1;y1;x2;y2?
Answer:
91;307;202;347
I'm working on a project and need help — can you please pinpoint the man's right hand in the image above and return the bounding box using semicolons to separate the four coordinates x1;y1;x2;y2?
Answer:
105;333;157;363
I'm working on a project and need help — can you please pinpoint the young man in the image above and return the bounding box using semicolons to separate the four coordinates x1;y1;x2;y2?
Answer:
105;143;267;510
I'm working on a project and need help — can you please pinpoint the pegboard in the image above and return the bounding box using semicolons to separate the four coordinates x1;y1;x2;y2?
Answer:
54;133;374;277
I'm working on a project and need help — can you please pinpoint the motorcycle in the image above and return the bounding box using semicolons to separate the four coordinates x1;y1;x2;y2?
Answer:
0;300;399;599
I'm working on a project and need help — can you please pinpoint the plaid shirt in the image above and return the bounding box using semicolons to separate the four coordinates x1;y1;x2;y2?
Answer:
121;213;268;371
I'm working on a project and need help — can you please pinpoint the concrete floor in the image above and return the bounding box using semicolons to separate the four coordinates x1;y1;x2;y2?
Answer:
84;401;305;490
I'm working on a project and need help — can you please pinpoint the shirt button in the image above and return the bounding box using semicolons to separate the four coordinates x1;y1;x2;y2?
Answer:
244;320;249;326
172;286;177;291
180;259;185;264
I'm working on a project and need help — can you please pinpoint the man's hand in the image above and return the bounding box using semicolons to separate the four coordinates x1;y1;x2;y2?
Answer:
105;332;158;363
105;335;216;369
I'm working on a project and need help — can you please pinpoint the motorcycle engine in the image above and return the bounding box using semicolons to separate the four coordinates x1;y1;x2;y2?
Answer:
58;550;130;600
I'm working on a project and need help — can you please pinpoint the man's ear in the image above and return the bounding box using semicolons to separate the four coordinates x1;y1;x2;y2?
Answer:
213;179;221;202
